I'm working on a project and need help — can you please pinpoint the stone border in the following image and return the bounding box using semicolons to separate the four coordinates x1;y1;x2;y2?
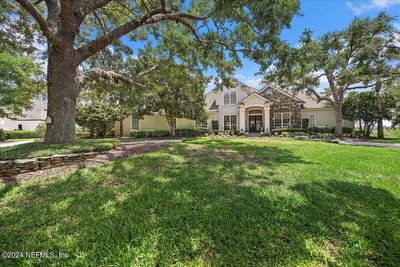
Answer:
0;152;99;177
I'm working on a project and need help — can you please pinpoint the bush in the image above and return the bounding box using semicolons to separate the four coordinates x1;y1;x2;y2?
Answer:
271;128;304;135
76;131;90;138
130;130;171;138
343;127;353;134
0;129;6;141
35;122;47;134
211;130;240;136
175;128;208;137
302;119;309;128
211;120;219;130
5;130;44;139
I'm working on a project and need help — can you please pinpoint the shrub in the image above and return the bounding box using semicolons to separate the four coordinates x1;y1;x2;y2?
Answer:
0;129;5;141
211;130;240;136
302;118;309;128
35;122;46;134
211;120;219;130
130;130;171;138
343;127;353;134
175;128;209;137
76;131;90;138
5;130;44;139
271;128;304;135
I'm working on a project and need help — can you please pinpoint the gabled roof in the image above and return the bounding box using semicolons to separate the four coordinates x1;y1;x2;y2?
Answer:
238;92;271;105
208;100;219;111
211;77;257;93
258;83;305;103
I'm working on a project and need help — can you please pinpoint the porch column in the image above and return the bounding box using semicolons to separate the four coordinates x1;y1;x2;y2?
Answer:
264;106;271;132
239;107;245;133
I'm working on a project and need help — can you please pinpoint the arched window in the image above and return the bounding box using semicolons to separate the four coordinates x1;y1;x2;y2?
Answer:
273;107;291;129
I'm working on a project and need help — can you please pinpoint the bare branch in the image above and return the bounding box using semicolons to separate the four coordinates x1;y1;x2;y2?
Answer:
93;11;108;34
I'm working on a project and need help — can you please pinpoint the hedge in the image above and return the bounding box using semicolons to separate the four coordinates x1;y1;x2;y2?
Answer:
211;130;240;136
130;128;209;138
4;130;44;139
271;127;353;135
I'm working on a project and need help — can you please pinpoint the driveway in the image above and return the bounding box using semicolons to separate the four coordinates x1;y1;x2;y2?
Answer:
0;139;35;148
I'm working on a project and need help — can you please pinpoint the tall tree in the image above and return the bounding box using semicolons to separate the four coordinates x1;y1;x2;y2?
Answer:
10;0;300;143
342;91;396;137
263;13;400;137
139;63;208;135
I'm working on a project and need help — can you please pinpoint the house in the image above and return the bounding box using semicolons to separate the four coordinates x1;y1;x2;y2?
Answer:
115;79;353;136
0;97;47;131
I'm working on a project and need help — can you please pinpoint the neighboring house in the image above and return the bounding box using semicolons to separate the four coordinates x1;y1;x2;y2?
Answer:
0;97;47;131
115;79;353;136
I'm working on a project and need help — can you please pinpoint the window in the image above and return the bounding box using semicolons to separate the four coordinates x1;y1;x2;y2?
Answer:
230;115;237;130
224;93;230;105
273;107;291;129
196;120;208;128
18;124;23;130
132;116;139;130
224;115;237;130
265;90;273;99
223;92;237;105
308;114;316;127
230;92;237;104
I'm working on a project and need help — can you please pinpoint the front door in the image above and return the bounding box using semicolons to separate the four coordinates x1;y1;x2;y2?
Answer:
248;115;262;132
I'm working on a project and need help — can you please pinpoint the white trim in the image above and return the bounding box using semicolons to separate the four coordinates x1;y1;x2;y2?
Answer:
238;92;271;104
258;84;305;103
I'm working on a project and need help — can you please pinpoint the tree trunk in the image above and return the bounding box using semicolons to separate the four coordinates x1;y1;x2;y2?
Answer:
334;103;344;139
166;116;176;136
44;45;79;143
375;82;384;139
119;119;124;137
377;118;384;139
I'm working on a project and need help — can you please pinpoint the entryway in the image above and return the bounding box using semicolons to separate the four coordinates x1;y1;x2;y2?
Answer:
248;115;262;132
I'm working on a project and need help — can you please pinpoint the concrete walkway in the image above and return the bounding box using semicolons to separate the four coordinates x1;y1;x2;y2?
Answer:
339;140;400;149
0;139;35;148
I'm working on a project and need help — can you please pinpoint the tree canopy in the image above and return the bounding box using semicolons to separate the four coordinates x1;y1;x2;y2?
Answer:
263;13;400;137
8;0;300;143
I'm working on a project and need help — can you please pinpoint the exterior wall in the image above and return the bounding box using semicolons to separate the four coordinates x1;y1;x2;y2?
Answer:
205;85;252;130
0;119;45;131
259;89;302;129
301;109;353;128
115;114;197;136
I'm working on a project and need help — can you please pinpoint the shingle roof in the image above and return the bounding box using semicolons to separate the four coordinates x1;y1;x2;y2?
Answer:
208;100;219;111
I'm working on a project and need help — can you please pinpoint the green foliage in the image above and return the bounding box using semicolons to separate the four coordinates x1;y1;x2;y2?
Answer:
0;129;6;141
1;138;399;266
0;52;43;117
343;91;396;136
211;130;240;136
140;63;209;134
211;120;219;131
76;102;127;138
264;13;399;136
175;128;209;137
130;128;209;138
302;119;309;128
130;130;172;138
35;122;46;134
4;130;44;139
0;139;118;160
271;127;352;136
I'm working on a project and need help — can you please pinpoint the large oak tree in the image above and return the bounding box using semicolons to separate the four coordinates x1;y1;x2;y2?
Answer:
9;0;300;143
263;13;399;137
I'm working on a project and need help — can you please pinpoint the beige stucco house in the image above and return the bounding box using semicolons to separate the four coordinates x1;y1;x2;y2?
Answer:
115;79;353;136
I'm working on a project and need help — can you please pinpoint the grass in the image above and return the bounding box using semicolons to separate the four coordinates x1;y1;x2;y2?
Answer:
0;137;399;266
369;128;400;144
0;139;119;160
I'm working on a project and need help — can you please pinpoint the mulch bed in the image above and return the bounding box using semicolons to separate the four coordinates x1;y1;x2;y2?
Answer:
1;140;176;184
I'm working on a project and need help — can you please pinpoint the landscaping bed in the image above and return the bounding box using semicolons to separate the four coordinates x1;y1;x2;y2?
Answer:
0;139;118;160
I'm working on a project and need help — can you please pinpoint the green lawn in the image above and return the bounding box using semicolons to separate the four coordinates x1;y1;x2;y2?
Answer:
0;137;399;266
369;128;400;144
0;139;119;160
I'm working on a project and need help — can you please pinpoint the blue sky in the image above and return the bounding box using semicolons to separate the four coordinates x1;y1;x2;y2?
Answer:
220;0;400;92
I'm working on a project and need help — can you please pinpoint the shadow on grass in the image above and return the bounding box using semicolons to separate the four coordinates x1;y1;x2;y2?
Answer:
0;139;399;266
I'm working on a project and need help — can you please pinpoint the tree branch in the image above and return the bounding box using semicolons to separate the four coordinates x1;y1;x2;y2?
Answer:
75;68;145;88
15;0;57;43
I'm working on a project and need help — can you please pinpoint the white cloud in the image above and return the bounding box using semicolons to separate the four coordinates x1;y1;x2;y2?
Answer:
234;73;263;89
394;22;400;30
346;0;400;15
